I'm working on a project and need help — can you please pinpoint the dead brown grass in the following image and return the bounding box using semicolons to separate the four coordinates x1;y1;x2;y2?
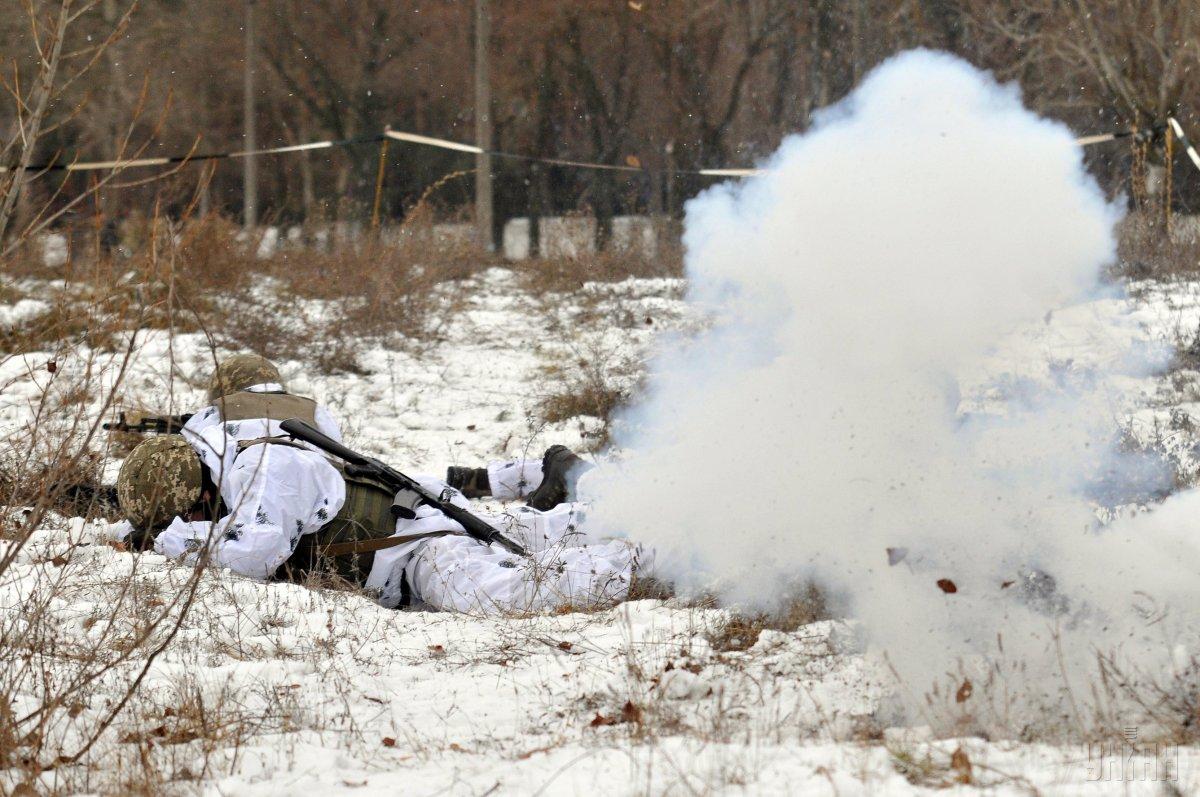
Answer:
516;220;683;294
706;583;831;653
157;207;490;372
1115;212;1200;279
535;334;645;452
0;449;118;527
0;291;125;355
539;377;629;428
518;247;683;295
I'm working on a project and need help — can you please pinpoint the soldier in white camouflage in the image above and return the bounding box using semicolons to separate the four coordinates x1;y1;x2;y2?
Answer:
113;353;643;613
185;353;344;447
114;430;642;614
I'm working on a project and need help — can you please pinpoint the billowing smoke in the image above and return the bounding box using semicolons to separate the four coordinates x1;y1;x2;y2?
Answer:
588;50;1200;726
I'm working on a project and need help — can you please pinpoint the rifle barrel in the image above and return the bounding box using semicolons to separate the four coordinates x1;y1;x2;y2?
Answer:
279;418;370;466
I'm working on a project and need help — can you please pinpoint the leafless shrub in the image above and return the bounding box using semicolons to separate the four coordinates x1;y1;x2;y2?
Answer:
538;374;630;445
534;333;645;451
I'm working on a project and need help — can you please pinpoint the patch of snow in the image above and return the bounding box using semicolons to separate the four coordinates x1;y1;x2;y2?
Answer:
0;298;50;326
2;271;1200;792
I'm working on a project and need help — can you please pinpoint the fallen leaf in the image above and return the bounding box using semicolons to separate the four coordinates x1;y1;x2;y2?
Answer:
950;745;973;784
449;742;465;752
625;154;642;168
382;737;397;747
591;702;645;727
936;578;958;594
428;644;446;657
955;678;973;703
558;641;573;651
49;555;68;567
886;547;908;566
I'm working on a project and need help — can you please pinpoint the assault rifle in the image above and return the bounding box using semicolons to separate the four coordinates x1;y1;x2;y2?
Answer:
103;411;192;434
279;418;528;557
56;481;121;515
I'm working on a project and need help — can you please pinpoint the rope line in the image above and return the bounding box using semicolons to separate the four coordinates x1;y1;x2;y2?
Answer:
1;120;1185;179
0;134;386;174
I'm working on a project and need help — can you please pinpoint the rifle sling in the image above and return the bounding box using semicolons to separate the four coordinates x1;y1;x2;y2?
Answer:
236;435;305;453
311;529;462;557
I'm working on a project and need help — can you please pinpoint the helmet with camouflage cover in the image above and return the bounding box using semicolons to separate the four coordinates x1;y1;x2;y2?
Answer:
116;436;203;530
206;354;282;401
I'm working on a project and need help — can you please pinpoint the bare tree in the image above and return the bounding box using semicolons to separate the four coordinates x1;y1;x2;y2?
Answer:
259;0;416;214
0;0;138;248
646;0;793;170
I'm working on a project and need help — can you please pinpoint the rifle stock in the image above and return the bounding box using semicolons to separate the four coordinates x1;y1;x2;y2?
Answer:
280;418;528;557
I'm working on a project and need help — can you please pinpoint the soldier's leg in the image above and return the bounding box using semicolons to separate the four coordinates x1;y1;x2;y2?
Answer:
405;534;639;615
446;446;594;507
501;502;600;553
445;459;543;500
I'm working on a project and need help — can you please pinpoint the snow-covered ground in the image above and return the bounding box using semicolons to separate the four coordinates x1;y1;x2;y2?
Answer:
3;269;1200;793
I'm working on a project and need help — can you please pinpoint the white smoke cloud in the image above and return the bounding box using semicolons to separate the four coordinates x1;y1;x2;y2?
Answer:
588;50;1200;728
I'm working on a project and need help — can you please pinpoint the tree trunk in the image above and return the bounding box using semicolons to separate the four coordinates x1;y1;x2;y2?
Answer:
474;0;494;251
0;1;72;245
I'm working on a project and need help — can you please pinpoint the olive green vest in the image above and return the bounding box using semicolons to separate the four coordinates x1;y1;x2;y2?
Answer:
282;465;397;585
214;391;318;425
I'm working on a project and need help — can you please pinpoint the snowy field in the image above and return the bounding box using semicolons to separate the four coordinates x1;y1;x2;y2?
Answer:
3;268;1200;794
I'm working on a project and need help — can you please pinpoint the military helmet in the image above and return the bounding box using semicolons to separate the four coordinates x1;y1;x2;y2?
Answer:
116;436;203;530
206;354;282;401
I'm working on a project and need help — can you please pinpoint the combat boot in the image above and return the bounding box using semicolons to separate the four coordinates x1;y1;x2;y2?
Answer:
446;466;491;498
526;445;594;511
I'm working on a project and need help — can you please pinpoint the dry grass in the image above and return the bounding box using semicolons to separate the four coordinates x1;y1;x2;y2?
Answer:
706;583;831;653
162;208;489;372
0;299;123;356
534;333;646;452
516;236;684;295
539;376;630;430
0;207;491;377
1115;212;1200;280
